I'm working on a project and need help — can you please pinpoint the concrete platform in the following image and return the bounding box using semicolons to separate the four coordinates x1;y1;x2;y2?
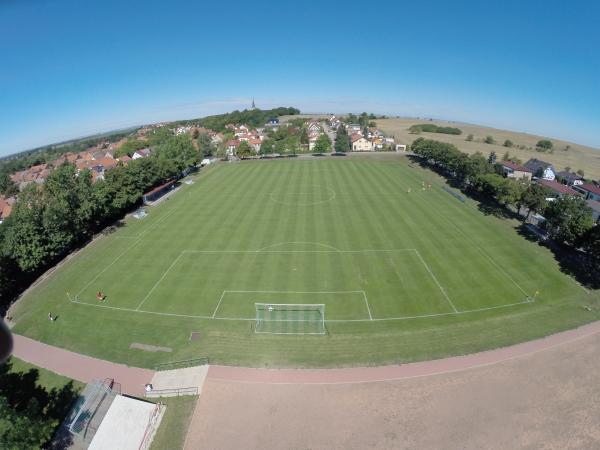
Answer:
148;365;208;397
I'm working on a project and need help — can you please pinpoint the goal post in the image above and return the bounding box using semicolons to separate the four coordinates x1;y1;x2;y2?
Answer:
255;303;325;335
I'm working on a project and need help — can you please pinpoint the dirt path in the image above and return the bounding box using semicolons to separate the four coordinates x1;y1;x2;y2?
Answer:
12;334;154;396
186;322;600;449
208;320;600;384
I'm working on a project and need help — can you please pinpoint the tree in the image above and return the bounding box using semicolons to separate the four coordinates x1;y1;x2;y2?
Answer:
313;134;332;153
536;140;553;151
488;151;497;164
578;225;600;265
544;197;593;245
260;138;275;154
576;169;585;177
466;134;474;142
334;126;350;153
236;141;252;157
0;397;55;449
299;128;309;146
368;121;377;128
484;135;495;144
0;172;18;197
520;183;548;220
503;139;513;148
196;133;214;157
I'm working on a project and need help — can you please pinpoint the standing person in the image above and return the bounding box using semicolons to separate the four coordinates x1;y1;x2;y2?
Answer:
48;313;54;322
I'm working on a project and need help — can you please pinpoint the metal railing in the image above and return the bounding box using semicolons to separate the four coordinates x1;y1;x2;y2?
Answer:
154;356;209;371
144;386;199;398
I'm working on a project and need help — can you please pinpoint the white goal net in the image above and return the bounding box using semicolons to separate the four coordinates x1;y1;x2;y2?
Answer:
255;303;325;335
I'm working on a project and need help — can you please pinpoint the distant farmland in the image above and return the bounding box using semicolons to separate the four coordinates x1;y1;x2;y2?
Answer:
376;118;600;179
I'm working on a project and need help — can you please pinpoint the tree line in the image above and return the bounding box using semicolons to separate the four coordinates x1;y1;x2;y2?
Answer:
409;124;463;135
0;134;198;309
198;107;300;132
411;138;599;275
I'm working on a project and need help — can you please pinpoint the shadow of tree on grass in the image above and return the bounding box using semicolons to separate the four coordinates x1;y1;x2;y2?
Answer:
0;358;78;449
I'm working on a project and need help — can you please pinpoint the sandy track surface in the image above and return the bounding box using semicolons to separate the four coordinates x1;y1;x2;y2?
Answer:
186;324;600;449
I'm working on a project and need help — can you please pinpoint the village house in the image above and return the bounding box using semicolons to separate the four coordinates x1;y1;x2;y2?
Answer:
574;183;600;202
537;179;580;200
226;139;240;156
0;196;15;224
351;134;374;152
556;171;584;186
500;161;533;180
248;138;262;153
132;148;152;160
346;123;362;134
118;155;132;165
524;158;556;180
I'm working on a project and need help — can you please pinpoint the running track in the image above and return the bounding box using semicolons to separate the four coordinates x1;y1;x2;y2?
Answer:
12;320;600;392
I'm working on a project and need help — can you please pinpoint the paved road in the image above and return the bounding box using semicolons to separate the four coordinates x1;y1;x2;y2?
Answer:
12;334;154;396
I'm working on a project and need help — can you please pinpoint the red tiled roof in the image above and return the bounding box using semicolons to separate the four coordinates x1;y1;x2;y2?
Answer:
227;140;240;147
501;161;531;173
97;157;118;170
351;133;364;142
538;179;579;196
580;183;600;196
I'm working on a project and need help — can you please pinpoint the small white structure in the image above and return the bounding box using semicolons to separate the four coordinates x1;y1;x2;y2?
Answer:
396;144;407;152
89;395;164;450
132;148;152;160
200;158;212;166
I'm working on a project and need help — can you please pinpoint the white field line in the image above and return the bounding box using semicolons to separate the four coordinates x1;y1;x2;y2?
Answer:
75;238;144;298
136;252;186;310
255;331;326;335
183;249;416;254
212;291;227;318
428;197;531;298
75;206;181;298
69;296;534;322
362;290;373;320
224;290;365;294
413;249;458;313
255;242;342;252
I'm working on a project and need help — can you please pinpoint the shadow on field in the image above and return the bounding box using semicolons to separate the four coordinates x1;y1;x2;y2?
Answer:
516;225;600;290
408;155;600;290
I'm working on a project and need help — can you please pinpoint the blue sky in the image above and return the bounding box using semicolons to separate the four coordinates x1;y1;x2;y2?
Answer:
1;0;599;155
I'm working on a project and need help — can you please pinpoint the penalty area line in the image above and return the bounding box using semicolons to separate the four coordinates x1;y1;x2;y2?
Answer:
413;249;458;313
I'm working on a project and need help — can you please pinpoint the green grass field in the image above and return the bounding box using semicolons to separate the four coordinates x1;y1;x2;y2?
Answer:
11;155;600;368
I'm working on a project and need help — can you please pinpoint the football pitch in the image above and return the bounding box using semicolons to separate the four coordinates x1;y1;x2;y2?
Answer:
11;155;599;368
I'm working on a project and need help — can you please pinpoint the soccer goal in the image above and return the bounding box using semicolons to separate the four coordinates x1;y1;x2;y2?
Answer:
255;303;325;335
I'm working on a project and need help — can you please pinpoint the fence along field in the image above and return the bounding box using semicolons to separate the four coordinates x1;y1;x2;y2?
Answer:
10;157;597;367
